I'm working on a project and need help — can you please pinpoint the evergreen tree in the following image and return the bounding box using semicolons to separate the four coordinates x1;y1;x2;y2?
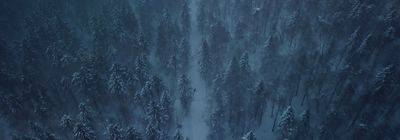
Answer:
239;52;251;75
73;122;96;140
137;76;164;107
319;111;341;140
167;55;178;77
105;123;124;140
371;65;397;103
125;126;142;140
134;54;150;88
45;15;78;66
238;52;253;94
113;0;139;44
173;128;184;140
178;39;191;73
241;131;257;140
209;21;230;47
78;103;95;124
334;27;361;70
145;124;159;140
108;64;131;96
199;40;212;83
209;22;230;69
234;21;247;40
19;27;47;82
197;0;205;31
145;101;163;140
90;14;111;63
180;0;190;38
60;114;75;130
137;0;154;38
276;106;296;140
249;81;268;127
156;11;177;66
135;33;150;56
260;35;280;80
34;93;52;118
224;57;247;135
296;110;311;140
351;65;398;126
178;74;195;115
105;0;140;60
207;108;225;140
223;57;240;91
72;57;104;99
160;92;173;129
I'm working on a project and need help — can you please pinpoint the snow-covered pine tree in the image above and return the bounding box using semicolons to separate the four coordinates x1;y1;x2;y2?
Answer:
137;76;164;107
72;57;105;99
276;106;296;140
78;103;95;124
296;110;311;140
199;40;212;84
73;122;96;140
108;64;129;96
60;114;75;130
104;123;124;140
207;108;225;140
134;54;150;88
239;52;253;94
160;91;173;129
241;131;257;140
145;101;163;140
125;126;142;140
173;127;184;140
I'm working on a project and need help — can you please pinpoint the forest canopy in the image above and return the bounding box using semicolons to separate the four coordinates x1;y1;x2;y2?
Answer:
0;0;400;140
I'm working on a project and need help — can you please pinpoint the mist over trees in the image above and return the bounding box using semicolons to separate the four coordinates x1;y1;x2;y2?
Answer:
1;0;400;139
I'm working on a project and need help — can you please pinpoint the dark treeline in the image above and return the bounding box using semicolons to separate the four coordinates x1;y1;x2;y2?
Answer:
1;0;400;140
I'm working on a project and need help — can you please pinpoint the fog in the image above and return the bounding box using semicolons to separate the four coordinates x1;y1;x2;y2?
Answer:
1;0;400;140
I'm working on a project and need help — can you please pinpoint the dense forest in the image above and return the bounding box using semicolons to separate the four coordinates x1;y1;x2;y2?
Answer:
1;0;400;139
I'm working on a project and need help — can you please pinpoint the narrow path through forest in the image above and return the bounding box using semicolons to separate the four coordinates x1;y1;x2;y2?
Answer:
181;0;209;139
